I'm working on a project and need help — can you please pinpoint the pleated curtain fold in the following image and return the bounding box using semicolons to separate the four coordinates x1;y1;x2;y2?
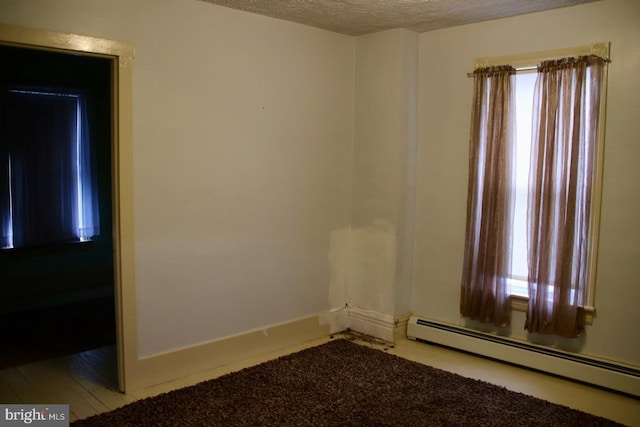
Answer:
460;66;516;327
525;55;606;338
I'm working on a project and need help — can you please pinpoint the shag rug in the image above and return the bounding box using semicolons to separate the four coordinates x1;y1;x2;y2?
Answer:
72;339;622;426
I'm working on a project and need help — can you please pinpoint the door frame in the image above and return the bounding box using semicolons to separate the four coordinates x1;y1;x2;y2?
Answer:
0;23;136;392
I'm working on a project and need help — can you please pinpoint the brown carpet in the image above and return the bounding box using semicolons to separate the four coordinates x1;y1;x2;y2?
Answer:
72;339;623;426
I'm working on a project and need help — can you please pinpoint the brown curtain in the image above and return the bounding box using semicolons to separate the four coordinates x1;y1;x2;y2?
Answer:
525;55;606;338
461;66;516;327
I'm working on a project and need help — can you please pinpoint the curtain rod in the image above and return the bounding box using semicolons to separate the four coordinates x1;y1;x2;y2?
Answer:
466;65;536;78
466;58;611;77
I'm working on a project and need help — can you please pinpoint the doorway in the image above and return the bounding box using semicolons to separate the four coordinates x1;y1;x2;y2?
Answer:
0;44;115;370
0;24;136;392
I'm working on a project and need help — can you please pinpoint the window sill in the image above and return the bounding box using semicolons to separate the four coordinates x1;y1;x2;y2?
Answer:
0;239;96;258
511;295;595;325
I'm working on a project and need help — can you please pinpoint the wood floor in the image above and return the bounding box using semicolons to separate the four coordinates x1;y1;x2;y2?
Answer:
1;332;639;425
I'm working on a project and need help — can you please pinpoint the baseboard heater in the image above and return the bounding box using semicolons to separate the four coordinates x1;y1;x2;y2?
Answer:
407;316;640;397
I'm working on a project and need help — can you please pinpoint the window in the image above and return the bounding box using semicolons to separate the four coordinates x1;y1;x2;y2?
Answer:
508;71;537;299
506;50;607;317
461;43;609;335
1;88;99;249
0;44;111;252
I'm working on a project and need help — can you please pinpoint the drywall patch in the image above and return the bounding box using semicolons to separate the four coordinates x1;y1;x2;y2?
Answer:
324;227;353;333
328;227;352;310
319;307;350;334
328;221;398;313
350;220;397;315
326;221;398;334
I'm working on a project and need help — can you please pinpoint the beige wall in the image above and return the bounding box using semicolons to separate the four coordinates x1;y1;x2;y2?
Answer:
0;0;355;357
413;0;640;366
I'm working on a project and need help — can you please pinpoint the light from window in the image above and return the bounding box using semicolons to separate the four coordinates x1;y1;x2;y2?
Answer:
509;67;598;303
1;89;99;249
2;154;14;248
508;71;536;297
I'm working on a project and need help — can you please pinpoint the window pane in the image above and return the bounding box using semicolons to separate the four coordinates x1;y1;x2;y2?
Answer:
511;72;537;282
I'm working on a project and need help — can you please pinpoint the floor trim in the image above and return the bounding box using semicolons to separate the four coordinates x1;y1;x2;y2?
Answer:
127;315;329;391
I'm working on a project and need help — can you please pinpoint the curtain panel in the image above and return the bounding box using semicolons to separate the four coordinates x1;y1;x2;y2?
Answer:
525;55;606;338
460;66;517;327
0;89;100;249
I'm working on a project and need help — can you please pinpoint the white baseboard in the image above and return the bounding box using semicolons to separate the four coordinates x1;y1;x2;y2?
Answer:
319;307;350;334
126;315;329;392
348;307;410;343
124;308;411;392
393;312;411;342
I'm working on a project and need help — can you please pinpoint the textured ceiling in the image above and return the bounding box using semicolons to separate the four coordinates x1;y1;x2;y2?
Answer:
199;0;601;36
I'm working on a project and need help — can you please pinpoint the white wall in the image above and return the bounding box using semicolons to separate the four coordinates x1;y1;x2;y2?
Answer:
0;0;354;356
413;0;640;366
347;29;418;320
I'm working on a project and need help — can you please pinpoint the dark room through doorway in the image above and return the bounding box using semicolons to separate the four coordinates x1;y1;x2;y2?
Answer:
0;44;116;371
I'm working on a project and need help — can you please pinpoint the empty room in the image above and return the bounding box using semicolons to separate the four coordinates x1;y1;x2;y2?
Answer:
0;0;638;425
